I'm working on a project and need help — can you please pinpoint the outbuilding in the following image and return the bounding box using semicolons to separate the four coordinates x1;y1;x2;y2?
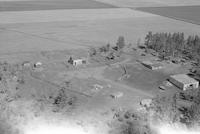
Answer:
110;92;123;99
169;74;199;91
68;56;87;66
73;59;87;66
22;61;31;67
141;61;163;70
34;62;42;68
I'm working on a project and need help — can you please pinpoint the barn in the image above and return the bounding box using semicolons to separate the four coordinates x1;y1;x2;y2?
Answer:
169;74;199;91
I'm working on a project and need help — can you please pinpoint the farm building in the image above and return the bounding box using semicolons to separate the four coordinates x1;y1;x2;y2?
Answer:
73;59;85;66
110;92;123;99
169;74;199;91
34;62;42;68
22;61;31;67
141;61;163;70
68;57;87;66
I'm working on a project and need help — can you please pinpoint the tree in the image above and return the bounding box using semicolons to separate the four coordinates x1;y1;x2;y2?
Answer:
89;47;97;57
68;56;73;64
151;95;180;124
144;31;153;48
116;36;125;50
136;38;141;48
105;43;110;52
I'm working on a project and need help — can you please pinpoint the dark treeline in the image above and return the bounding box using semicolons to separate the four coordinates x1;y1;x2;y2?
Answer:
144;31;200;63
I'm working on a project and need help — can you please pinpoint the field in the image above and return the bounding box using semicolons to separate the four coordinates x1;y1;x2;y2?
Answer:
94;0;200;7
0;9;200;55
137;6;200;25
0;0;115;11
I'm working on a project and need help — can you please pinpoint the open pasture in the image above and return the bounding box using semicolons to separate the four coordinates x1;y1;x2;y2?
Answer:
137;6;200;25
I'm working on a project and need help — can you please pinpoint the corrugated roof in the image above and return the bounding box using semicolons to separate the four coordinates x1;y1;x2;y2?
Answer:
170;74;198;85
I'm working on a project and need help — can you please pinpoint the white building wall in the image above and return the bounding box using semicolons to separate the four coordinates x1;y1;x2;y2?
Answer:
73;59;83;66
183;82;199;90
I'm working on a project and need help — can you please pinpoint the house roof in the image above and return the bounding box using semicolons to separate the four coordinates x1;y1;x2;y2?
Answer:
170;74;198;85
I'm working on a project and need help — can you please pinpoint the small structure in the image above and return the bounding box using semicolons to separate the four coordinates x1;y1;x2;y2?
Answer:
169;74;199;91
73;59;86;66
159;85;166;91
93;84;103;90
110;92;123;99
34;62;42;68
141;61;163;70
22;61;31;67
68;57;87;66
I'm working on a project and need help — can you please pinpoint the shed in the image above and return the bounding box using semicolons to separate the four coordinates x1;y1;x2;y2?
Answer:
142;61;163;70
34;62;42;68
169;74;199;91
22;61;31;67
73;59;87;66
110;92;123;99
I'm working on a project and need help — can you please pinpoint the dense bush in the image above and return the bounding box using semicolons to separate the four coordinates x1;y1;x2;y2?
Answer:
144;32;200;63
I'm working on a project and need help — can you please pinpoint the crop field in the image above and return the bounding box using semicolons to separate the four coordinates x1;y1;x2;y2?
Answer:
0;0;115;11
94;0;200;7
0;9;200;54
137;6;200;25
0;8;155;24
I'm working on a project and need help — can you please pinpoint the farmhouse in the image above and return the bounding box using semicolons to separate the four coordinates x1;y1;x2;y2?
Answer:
73;59;85;66
141;61;163;70
169;74;199;91
68;57;87;66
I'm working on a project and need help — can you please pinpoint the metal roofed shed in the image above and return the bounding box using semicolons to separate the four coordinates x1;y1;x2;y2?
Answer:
169;74;199;91
141;61;163;70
